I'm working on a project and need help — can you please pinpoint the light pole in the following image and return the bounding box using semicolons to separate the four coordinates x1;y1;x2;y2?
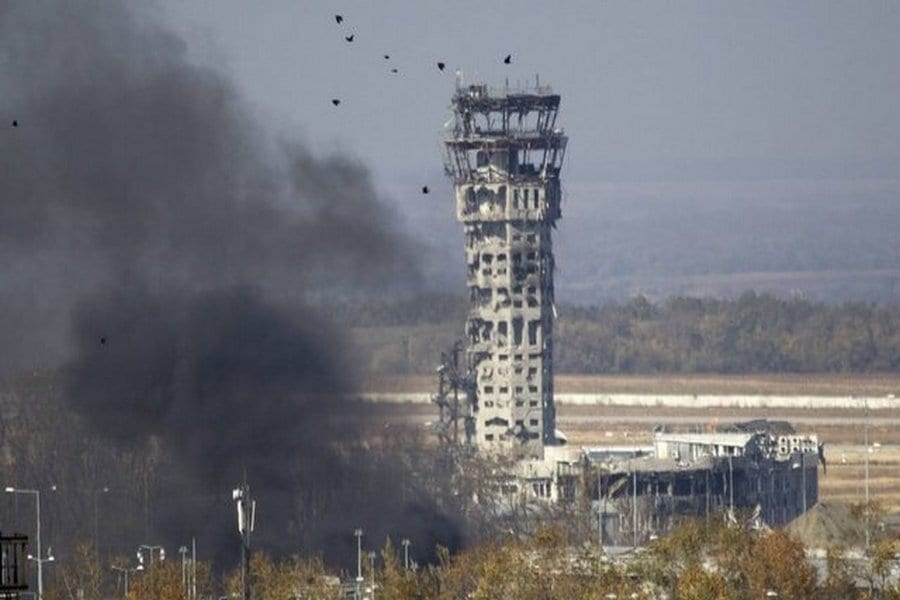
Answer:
112;563;144;597
401;538;411;571
863;395;870;552
354;528;364;584
27;549;55;598
232;483;255;600
179;546;189;590
367;551;377;600
137;544;165;567
92;487;110;557
5;487;46;600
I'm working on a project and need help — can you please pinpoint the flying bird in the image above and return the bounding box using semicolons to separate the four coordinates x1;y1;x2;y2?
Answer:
99;336;107;345
11;120;17;127
345;34;354;42
503;54;512;64
437;62;445;71
331;99;341;106
422;186;430;194
390;68;399;74
335;15;343;24
384;54;390;60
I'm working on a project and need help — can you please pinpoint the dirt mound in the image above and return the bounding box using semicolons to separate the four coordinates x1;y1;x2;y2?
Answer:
786;502;864;549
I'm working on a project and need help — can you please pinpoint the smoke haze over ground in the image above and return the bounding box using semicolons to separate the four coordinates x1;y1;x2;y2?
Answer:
0;0;457;565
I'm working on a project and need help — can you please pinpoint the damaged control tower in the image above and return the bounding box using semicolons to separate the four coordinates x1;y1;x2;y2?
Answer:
442;80;567;460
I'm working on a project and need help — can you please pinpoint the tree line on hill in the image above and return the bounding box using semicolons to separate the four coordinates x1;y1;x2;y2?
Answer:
328;292;900;374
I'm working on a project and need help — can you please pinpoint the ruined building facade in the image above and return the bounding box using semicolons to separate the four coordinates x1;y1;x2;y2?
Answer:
443;82;567;459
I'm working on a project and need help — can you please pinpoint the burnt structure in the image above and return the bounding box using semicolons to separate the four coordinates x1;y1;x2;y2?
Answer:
589;424;820;546
441;81;567;459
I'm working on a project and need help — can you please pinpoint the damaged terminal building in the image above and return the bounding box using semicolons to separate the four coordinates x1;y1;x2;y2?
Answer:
434;80;820;544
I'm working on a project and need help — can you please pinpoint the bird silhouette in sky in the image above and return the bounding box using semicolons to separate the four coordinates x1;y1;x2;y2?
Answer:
12;120;18;127
422;186;430;194
345;34;354;42
437;62;445;71
331;99;341;106
335;15;343;24
503;54;512;64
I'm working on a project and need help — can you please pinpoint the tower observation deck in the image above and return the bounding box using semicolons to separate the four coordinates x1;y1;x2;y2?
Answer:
443;81;567;460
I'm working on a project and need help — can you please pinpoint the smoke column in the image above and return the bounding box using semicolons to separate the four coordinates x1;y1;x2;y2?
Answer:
0;1;459;564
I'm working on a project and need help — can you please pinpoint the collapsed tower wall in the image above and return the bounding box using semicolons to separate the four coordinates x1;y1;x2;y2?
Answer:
444;82;567;459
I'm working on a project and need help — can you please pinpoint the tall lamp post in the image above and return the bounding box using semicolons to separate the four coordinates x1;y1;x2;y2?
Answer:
137;544;165;567
179;545;189;590
863;395;870;553
367;551;377;600
92;487;110;556
400;538;411;571
111;563;143;597
4;487;47;600
232;483;255;600
354;528;364;581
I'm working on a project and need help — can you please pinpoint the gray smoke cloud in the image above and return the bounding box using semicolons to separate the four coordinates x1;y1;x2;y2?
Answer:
0;0;458;564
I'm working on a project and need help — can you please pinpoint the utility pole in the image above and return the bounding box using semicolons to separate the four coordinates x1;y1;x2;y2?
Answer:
728;454;734;514
368;551;377;600
111;564;142;597
179;545;188;591
863;396;870;553
631;459;638;549
191;537;197;600
597;463;604;552
801;451;807;513
401;539;411;571
232;482;255;600
354;528;364;597
705;468;710;520
92;487;109;558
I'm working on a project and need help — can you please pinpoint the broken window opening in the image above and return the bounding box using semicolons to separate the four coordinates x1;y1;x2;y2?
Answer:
512;317;524;345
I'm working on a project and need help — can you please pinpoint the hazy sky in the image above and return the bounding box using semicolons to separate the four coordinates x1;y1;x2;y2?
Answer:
160;0;900;187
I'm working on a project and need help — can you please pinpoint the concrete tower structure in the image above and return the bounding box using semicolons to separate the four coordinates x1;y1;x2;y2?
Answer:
443;81;567;460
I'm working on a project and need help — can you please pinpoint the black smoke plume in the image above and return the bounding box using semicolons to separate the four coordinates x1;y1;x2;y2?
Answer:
0;1;460;565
